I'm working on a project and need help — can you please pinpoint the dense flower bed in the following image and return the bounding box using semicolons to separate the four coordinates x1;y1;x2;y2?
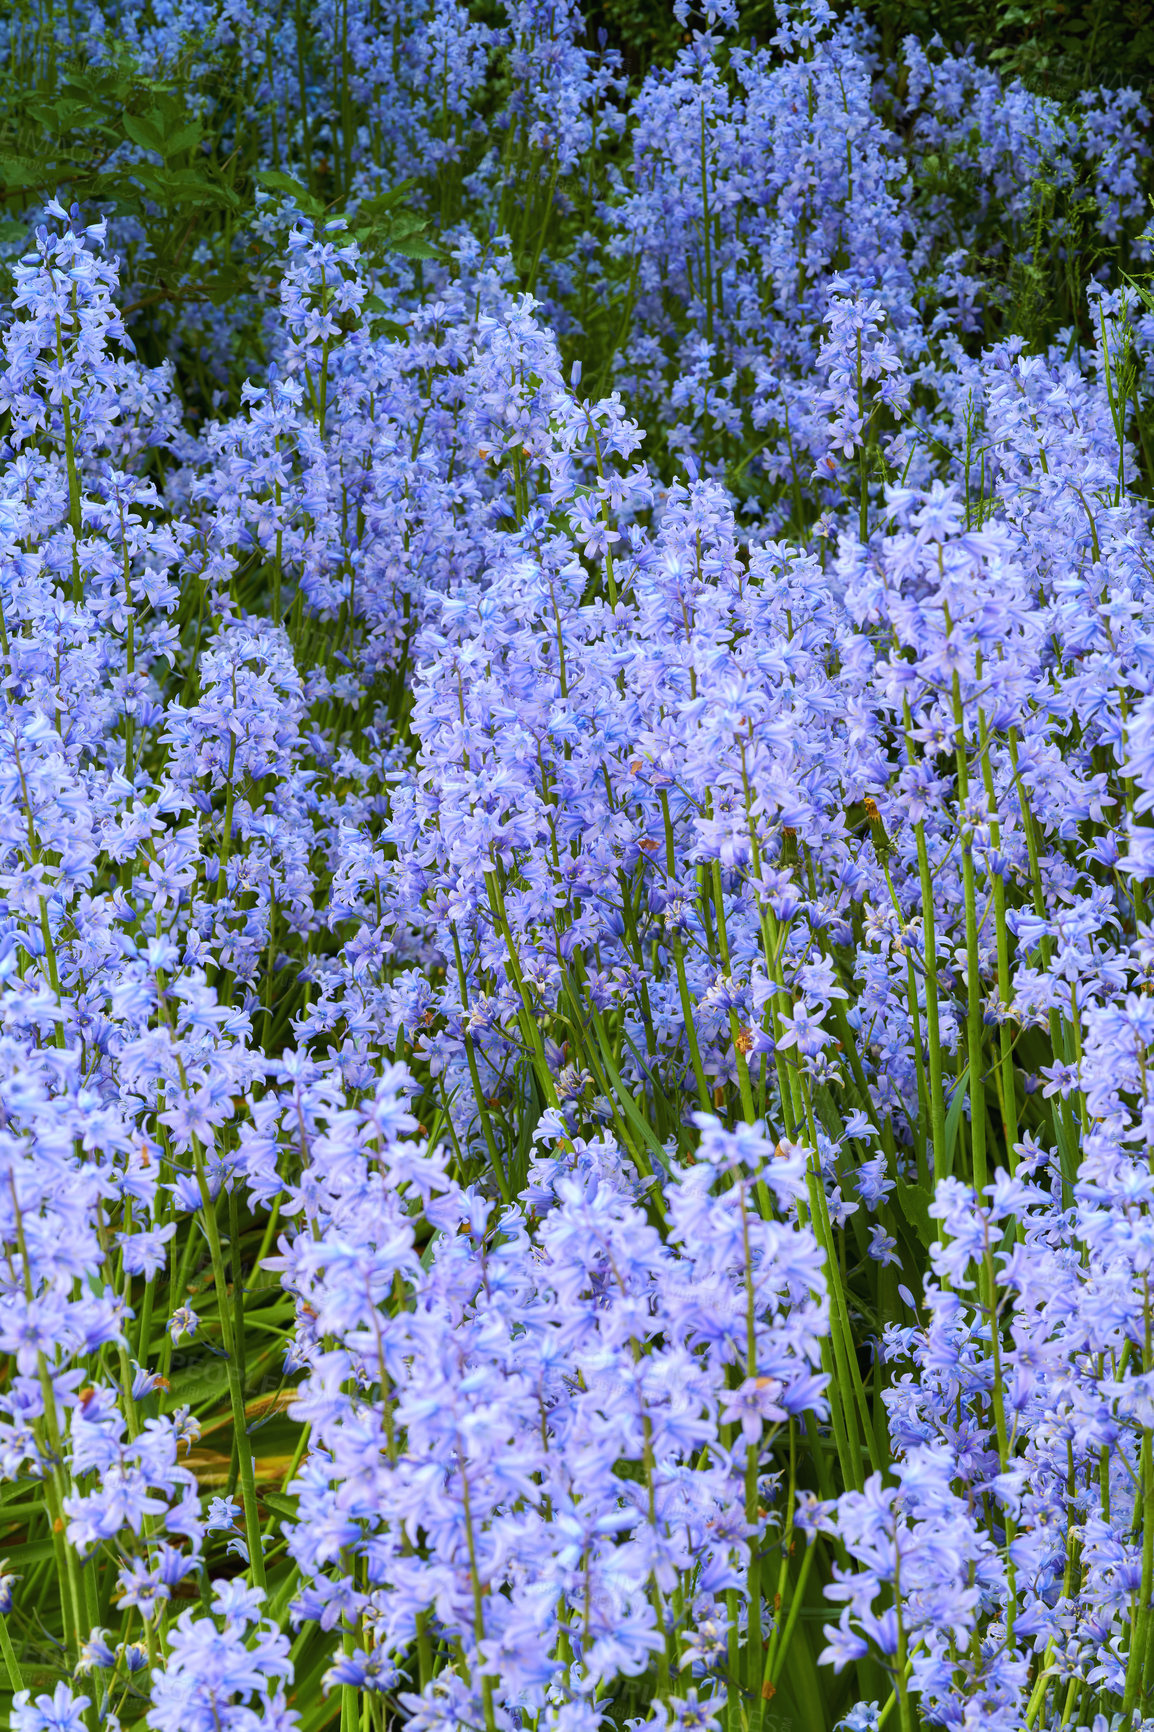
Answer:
1;3;1154;1731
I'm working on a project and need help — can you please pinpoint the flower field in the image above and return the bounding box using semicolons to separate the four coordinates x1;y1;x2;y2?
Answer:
1;2;1154;1730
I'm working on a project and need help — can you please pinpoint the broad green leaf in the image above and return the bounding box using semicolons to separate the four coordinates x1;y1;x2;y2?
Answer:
122;161;169;200
255;169;321;215
387;233;442;259
203;269;247;306
25;101;64;129
0;157;44;190
356;178;416;216
123;162;241;211
386;209;428;237
161;120;204;158
123;112;166;155
166;165;241;207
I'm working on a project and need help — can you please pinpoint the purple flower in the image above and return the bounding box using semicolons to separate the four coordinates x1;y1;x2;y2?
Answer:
11;1685;91;1732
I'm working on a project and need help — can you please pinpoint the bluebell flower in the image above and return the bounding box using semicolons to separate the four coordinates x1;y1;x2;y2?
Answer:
11;1684;90;1732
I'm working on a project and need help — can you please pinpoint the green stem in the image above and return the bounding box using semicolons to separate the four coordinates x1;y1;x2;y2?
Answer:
951;669;987;1198
190;1142;266;1591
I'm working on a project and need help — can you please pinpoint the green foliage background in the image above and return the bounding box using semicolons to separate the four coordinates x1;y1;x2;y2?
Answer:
585;0;1154;90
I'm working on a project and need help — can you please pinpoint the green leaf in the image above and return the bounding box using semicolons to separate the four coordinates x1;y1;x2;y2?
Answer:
0;1495;55;1522
120;160;168;200
121;162;241;212
254;169;322;215
0;1538;57;1567
295;1642;342;1732
943;1065;969;1182
255;169;307;195
0;156;45;190
383;209;427;238
167;165;241;207
264;1560;301;1626
71;68;131;105
161;120;203;158
587;1006;669;1179
123;112;166;155
894;1176;932;1244
202;268;247;306
260;1492;298;1521
25;100;68;130
165;1360;233;1410
386;233;442;259
355;179;417;217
